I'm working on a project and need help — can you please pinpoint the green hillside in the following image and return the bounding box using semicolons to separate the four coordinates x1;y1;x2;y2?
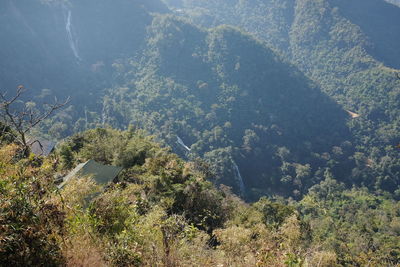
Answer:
165;0;400;198
1;1;399;265
1;127;399;266
169;0;400;131
103;15;355;199
1;0;398;199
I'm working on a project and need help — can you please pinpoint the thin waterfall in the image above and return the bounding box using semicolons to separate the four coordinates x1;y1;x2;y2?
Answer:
232;160;246;196
65;9;81;61
101;104;107;125
177;136;191;152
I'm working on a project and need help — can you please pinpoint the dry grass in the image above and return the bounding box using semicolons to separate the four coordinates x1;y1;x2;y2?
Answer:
62;234;107;267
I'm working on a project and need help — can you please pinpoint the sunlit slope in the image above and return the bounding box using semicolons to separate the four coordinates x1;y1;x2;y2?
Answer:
331;0;400;69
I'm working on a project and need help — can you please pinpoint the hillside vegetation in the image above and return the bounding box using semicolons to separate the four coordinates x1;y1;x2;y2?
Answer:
101;15;357;200
1;0;398;199
163;0;400;198
0;0;399;265
1;128;399;266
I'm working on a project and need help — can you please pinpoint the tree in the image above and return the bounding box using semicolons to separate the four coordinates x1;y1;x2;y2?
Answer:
0;85;69;155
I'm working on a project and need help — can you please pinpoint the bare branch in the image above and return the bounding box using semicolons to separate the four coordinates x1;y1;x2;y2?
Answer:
27;96;70;130
0;86;70;156
0;85;25;107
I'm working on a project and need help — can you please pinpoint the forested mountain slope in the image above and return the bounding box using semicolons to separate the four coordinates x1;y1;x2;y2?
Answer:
332;0;400;69
1;1;399;265
1;128;398;266
0;0;399;198
167;0;400;132
103;15;354;199
164;0;400;198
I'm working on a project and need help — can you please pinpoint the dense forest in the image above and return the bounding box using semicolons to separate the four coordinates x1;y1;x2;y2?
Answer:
163;0;400;198
1;127;399;266
0;0;399;266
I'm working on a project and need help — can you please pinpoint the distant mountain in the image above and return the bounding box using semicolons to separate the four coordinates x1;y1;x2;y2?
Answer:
0;0;398;198
104;15;353;199
166;0;400;136
165;0;400;197
1;2;399;265
0;0;168;104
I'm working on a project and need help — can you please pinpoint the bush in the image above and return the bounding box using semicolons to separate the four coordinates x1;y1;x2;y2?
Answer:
0;145;65;266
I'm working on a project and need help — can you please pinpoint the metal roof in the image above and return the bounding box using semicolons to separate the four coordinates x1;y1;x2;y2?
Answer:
28;139;56;156
58;160;123;188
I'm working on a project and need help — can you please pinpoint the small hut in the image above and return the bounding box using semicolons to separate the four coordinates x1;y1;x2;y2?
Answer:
29;139;56;157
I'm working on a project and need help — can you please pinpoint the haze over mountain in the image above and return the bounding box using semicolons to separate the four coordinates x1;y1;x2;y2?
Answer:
103;15;352;198
164;0;400;196
1;0;399;199
165;0;400;128
0;0;168;107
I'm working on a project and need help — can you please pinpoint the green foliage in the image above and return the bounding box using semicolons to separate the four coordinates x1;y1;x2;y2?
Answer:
0;121;15;145
1;0;400;264
1;126;398;266
0;145;65;266
255;197;295;228
299;180;400;266
104;14;352;200
89;186;134;235
56;127;160;169
59;143;74;169
57;127;230;232
173;0;400;198
6;0;399;202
